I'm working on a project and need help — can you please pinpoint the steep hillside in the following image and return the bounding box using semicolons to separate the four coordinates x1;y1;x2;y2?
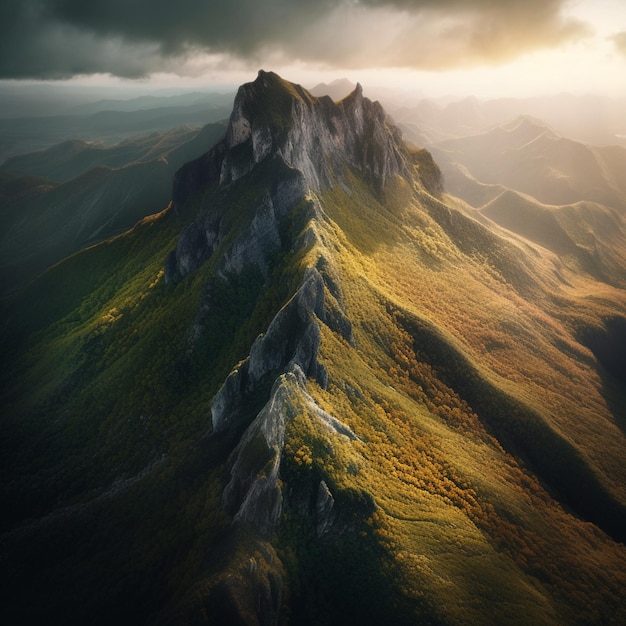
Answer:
0;122;227;296
1;71;625;626
479;190;626;286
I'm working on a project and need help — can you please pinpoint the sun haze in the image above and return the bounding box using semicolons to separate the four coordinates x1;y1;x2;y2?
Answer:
0;0;624;98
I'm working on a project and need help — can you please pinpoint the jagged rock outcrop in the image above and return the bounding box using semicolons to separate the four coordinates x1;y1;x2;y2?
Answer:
221;363;358;538
210;267;325;434
315;480;336;537
220;70;409;190
221;371;297;538
164;69;433;284
165;155;308;283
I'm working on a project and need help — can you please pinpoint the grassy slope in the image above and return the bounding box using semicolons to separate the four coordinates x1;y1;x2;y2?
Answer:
284;169;626;624
431;117;626;211
479;190;626;287
1;123;228;183
0;164;308;624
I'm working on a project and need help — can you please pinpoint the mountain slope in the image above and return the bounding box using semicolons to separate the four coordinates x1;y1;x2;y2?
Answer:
430;116;626;210
0;93;234;162
309;78;356;101
1;126;202;182
1;71;626;626
395;94;626;148
478;189;626;286
0;122;227;296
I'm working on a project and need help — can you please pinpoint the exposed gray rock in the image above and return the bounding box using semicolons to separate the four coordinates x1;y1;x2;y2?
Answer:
316;480;336;537
165;155;310;284
222;372;297;536
211;268;326;433
217;191;281;280
222;366;358;539
165;69;425;283
191;540;283;626
164;220;218;283
302;388;360;441
218;71;410;192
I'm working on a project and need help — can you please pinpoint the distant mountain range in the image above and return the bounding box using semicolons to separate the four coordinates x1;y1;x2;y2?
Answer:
1;72;625;625
394;92;626;147
429;115;626;209
0;122;227;295
309;78;356;101
69;91;234;116
0;92;234;162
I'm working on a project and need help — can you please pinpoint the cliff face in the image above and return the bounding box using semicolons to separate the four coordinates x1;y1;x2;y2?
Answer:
221;70;409;190
165;70;424;284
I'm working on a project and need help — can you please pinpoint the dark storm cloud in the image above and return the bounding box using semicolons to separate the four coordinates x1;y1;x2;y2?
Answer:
0;0;590;79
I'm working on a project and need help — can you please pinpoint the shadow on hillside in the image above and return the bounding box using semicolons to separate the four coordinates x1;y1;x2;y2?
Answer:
579;316;626;437
392;306;626;544
599;376;626;439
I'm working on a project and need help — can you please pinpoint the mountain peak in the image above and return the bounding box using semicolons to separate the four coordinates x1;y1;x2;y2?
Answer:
168;71;426;283
498;114;556;138
309;77;357;100
174;71;412;204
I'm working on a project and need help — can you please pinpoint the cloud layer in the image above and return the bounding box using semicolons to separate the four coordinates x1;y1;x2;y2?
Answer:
0;0;591;79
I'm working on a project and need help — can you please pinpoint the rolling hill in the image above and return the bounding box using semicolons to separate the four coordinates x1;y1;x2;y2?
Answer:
430;115;626;210
479;189;626;285
1;71;625;625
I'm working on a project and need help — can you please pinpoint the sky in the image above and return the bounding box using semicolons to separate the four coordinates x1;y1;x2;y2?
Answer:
1;0;625;99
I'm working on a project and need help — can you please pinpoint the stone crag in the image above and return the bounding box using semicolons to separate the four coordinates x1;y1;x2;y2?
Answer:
164;69;435;285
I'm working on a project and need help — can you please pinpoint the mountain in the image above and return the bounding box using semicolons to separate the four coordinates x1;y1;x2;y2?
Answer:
430;116;626;210
0;94;233;163
0;122;227;295
70;91;234;116
478;189;626;286
309;78;356;101
394;95;489;145
1;70;626;625
1;125;211;182
394;93;626;147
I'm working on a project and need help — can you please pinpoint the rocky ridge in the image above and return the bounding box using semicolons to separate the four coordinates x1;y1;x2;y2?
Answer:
163;69;419;544
164;70;424;283
157;70;626;624
161;71;427;619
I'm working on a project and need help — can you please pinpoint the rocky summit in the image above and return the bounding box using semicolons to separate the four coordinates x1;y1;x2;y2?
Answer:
1;71;626;626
